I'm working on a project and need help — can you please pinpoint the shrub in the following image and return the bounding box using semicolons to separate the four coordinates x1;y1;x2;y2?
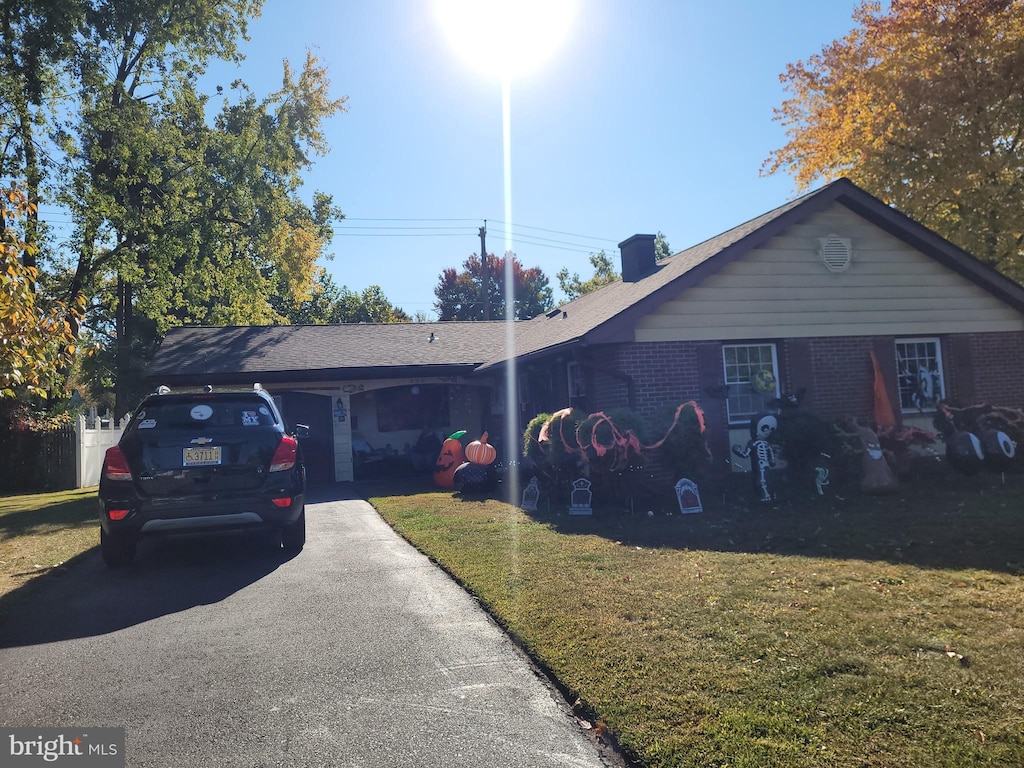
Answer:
651;402;711;481
773;409;836;476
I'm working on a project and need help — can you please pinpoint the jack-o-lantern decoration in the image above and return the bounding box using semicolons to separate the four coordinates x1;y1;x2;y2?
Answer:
465;432;497;466
434;430;466;488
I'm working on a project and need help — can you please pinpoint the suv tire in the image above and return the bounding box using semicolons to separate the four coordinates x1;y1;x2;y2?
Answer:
281;507;306;551
101;527;137;567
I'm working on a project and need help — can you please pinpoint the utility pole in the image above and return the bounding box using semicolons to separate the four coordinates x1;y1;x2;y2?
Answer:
479;220;490;320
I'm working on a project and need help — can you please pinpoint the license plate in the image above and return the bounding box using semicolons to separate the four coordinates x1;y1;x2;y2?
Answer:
183;446;222;466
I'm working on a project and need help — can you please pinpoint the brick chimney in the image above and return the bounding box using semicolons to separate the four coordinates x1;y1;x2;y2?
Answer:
619;234;657;282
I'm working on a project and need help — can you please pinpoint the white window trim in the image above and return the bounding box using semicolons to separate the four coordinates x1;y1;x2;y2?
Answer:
722;342;780;425
895;337;945;413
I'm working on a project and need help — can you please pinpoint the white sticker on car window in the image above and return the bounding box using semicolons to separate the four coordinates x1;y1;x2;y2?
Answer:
242;411;260;426
190;404;213;421
138;419;157;429
258;406;270;416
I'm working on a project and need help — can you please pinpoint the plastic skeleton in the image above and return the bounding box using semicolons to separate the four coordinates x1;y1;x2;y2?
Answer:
732;412;778;502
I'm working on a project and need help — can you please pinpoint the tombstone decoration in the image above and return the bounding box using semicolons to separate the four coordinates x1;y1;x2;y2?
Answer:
569;478;593;515
946;430;984;475
731;411;779;503
674;478;703;514
521;476;541;512
452;460;497;494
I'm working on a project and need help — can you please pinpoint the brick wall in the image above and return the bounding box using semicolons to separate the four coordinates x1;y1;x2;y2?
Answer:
579;330;1024;427
579;341;704;422
796;337;877;419
956;332;1024;406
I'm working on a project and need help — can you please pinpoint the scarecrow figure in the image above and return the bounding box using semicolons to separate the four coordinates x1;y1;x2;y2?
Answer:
732;411;778;502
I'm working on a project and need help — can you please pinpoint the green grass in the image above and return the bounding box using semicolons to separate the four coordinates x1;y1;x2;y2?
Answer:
368;470;1024;767
0;487;98;597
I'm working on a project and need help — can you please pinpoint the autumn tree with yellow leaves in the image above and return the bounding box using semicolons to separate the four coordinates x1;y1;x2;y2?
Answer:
764;0;1024;279
0;186;81;398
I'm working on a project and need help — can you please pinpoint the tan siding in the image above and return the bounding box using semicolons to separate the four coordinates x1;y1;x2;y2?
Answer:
636;202;1024;341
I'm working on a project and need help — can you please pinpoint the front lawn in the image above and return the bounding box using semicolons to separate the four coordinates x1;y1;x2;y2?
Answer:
0;488;98;598
369;470;1024;767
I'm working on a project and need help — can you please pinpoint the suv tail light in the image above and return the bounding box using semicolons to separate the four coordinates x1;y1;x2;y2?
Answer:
269;435;298;472
103;446;133;481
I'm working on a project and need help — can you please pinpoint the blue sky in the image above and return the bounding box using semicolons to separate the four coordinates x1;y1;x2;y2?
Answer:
203;1;873;319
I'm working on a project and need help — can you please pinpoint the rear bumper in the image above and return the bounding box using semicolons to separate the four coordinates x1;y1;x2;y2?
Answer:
99;490;305;538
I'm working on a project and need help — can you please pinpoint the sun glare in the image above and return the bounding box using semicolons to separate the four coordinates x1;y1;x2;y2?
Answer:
433;0;576;80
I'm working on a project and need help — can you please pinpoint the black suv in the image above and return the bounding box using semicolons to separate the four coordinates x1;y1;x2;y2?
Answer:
98;385;308;567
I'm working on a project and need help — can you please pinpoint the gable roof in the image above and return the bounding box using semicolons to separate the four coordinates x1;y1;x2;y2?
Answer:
149;178;1024;383
476;177;1024;370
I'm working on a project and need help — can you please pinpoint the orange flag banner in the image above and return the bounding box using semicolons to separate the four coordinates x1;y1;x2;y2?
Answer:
870;350;897;428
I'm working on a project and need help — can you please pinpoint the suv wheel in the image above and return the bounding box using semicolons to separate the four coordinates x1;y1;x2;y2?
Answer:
101;528;137;567
281;507;306;551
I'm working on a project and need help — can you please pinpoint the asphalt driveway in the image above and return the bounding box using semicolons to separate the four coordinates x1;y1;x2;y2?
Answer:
0;488;616;767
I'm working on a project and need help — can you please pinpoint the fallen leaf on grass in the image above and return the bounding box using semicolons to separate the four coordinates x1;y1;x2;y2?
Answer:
973;730;986;744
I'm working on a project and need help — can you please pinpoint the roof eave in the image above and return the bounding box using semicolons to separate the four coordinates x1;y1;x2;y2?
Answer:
147;363;481;387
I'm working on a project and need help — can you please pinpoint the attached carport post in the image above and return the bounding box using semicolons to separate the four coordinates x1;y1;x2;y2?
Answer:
333;391;354;482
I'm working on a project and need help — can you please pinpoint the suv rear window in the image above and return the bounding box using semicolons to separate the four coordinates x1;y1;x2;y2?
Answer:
131;397;281;431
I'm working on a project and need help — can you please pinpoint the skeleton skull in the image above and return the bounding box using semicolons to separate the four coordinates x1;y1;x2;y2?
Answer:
754;413;778;440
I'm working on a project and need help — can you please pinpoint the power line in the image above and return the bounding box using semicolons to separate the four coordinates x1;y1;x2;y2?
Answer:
487;227;610;252
335;225;475;231
489;219;618;245
338;217;480;223
331;231;468;237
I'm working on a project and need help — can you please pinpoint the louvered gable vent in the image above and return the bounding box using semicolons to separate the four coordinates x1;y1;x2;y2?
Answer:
819;235;852;272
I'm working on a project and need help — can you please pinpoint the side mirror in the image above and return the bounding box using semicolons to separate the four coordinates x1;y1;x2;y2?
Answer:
294;423;310;438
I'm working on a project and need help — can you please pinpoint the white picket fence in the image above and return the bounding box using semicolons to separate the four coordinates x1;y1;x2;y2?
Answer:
76;408;131;488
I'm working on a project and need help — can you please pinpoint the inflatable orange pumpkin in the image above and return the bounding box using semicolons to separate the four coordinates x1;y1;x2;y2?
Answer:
465;432;497;465
434;430;466;488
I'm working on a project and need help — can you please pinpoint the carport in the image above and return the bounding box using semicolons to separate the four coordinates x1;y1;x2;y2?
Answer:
146;323;507;482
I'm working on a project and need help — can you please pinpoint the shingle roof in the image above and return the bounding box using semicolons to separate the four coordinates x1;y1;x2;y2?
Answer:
149;178;1024;382
149;322;509;382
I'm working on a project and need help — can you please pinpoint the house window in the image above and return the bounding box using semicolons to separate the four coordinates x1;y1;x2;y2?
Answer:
895;338;944;412
723;343;779;424
375;384;450;432
518;372;530;414
567;362;586;400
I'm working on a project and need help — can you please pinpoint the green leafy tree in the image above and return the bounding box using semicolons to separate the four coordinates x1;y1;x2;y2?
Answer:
434;251;553;320
0;0;84;274
764;0;1024;279
329;285;410;324
44;2;347;415
556;250;618;301
276;271;409;324
655;231;672;261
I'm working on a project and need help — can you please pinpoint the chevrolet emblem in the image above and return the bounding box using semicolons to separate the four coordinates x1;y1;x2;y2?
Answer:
191;437;214;445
